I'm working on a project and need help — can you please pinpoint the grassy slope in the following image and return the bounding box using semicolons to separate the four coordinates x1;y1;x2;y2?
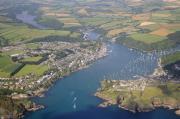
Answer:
0;23;80;44
98;80;180;110
21;56;43;62
161;51;180;65
130;33;166;44
0;55;22;77
15;64;49;77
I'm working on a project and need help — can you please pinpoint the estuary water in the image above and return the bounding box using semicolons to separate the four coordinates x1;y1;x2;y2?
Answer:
24;43;179;119
84;31;101;40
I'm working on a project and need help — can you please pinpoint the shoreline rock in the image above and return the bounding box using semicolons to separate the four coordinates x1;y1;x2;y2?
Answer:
26;103;45;112
175;110;180;116
95;74;180;116
96;91;180;115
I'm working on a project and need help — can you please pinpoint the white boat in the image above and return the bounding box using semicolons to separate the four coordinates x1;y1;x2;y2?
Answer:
73;97;77;102
73;103;77;109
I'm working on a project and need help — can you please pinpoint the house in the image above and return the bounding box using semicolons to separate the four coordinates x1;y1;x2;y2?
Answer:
11;54;23;62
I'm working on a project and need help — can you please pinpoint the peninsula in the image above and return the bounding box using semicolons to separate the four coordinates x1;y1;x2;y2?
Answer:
95;52;180;115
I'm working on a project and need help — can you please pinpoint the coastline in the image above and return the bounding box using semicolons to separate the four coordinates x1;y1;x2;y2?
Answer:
7;43;108;117
94;59;180;116
32;42;108;97
95;83;180;116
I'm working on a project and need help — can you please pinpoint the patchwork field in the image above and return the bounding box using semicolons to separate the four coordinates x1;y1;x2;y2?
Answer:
150;28;172;36
80;17;111;26
130;33;166;44
132;13;151;21
45;16;81;28
0;22;80;45
139;22;156;26
0;0;180;77
107;26;138;37
107;29;124;37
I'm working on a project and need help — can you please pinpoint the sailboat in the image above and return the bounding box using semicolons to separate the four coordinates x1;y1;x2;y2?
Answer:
73;103;77;109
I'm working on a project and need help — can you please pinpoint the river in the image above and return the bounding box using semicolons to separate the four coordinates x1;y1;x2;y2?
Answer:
83;29;101;41
16;11;179;119
24;43;179;119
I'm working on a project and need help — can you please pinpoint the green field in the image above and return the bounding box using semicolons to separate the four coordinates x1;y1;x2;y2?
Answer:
21;56;43;62
100;21;123;30
37;16;64;29
0;23;80;45
0;55;22;77
1;50;25;56
15;64;49;77
161;52;180;65
26;43;40;49
130;33;166;44
80;17;111;26
97;80;180;111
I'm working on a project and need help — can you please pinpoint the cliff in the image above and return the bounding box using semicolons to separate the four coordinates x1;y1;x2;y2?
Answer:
95;79;180;115
0;96;44;119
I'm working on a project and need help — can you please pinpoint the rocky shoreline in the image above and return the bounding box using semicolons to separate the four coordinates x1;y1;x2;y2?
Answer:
95;81;180;115
95;60;180;115
175;110;180;116
0;96;45;119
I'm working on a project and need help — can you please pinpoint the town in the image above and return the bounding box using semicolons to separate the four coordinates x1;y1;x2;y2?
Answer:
0;41;107;98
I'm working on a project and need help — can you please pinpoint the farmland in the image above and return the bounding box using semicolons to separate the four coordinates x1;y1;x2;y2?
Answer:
0;54;46;78
1;0;180;87
21;56;43;62
0;0;109;95
150;28;172;36
0;22;80;45
15;64;49;77
0;0;179;79
0;55;22;77
130;33;166;44
27;0;180;51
